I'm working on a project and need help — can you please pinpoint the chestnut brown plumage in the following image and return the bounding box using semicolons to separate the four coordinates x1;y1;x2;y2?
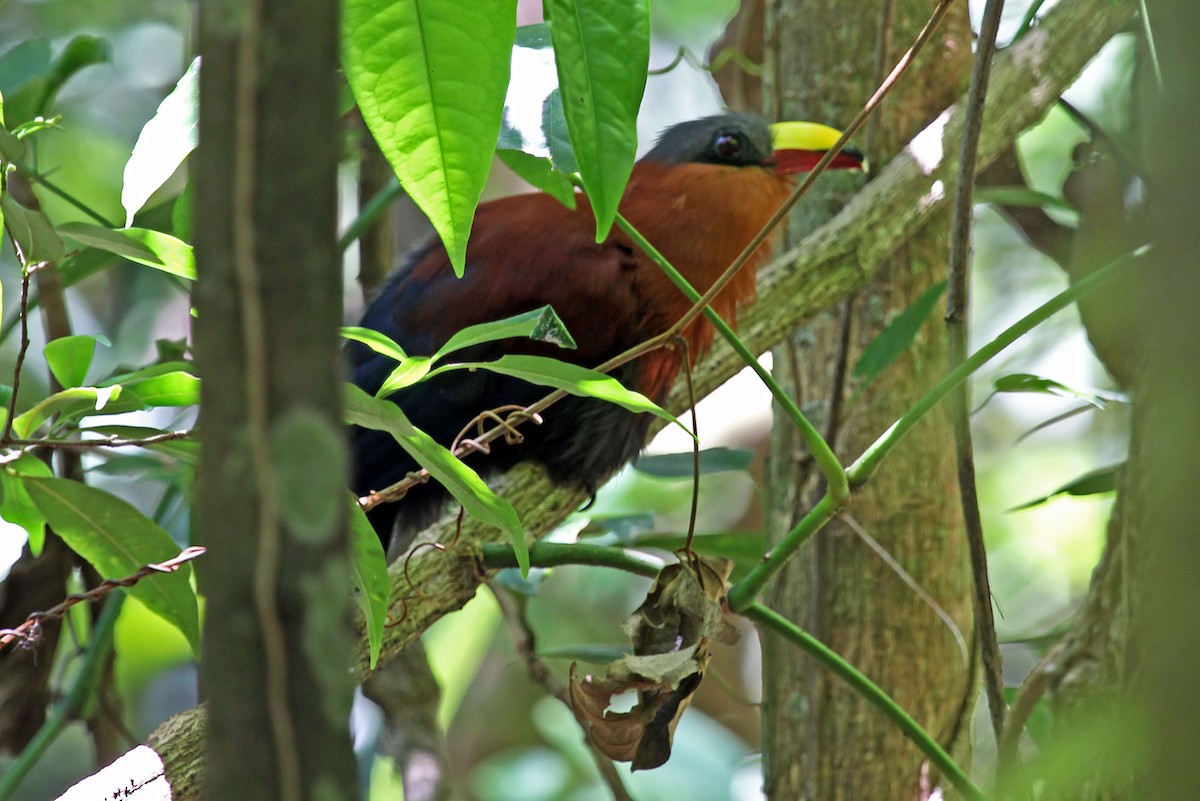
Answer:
349;114;863;543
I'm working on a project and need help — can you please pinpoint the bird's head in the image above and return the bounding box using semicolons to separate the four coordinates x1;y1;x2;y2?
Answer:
642;113;864;176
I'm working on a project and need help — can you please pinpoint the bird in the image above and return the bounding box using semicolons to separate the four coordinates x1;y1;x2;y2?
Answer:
349;113;864;546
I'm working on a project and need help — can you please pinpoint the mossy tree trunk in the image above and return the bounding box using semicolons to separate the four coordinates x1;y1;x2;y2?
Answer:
757;2;975;798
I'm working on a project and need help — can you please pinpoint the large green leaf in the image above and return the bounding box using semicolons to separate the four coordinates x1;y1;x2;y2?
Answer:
431;305;576;360
348;498;389;668
23;476;201;657
543;0;649;240
430;354;674;421
122;56;200;226
343;384;528;573
344;0;517;275
12;385;138;438
57;222;195;279
1;194;65;262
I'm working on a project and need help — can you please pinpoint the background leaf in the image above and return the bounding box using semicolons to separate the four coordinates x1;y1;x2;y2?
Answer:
43;333;102;388
853;280;948;384
348;499;389;668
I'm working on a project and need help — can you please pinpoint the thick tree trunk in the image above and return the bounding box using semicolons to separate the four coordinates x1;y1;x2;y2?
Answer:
194;0;356;797
759;2;974;799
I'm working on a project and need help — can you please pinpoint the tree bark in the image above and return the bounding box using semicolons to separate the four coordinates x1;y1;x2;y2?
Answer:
194;0;356;798
758;2;974;799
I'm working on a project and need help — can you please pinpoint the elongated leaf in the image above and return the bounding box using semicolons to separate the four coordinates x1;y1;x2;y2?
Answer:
1;194;65;262
544;0;649;240
497;149;577;209
12;386;137;438
635;447;754;478
348;498;389;668
344;384;528;573
0;454;52;555
117;228;195;279
1009;463;1122;511
341;326;408;362
853;280;948;384
990;372;1111;409
432;354;673;421
344;0;517;274
43;333;101;388
123;56;200;225
432;306;576;361
377;357;432;396
0;39;52;96
23;476;201;656
125;370;200;407
57;221;165;266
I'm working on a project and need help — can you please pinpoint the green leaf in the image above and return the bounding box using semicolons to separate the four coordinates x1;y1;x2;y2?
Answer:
344;0;517;275
976;185;1076;212
343;384;528;573
432;354;674;421
348;498;389;669
12;386;139;438
115;228;195;280
1;194;66;262
0;39;52;97
124;370;200;407
432;306;576;361
0;454;52;555
43;333;102;388
341;326;408;362
122;56;200;226
57;222;167;268
544;0;649;240
497;149;577;209
377;357;432;397
990;373;1111;409
634;447;755;478
1009;463;1122;511
23;476;201;657
853;280;948;384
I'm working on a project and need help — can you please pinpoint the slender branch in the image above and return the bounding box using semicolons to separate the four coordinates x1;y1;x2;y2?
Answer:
2;269;34;443
947;0;1008;744
339;175;402;253
744;603;985;801
480;542;662;577
3;430;194;450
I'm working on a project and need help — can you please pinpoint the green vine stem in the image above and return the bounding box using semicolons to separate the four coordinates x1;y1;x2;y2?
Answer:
743;603;984;801
729;246;1142;612
614;212;849;501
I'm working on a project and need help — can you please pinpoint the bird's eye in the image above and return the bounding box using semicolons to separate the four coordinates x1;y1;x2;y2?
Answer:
713;132;744;160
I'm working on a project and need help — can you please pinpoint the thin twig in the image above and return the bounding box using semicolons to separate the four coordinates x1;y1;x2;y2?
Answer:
4;430;194;449
673;337;701;554
946;0;1009;744
0;547;207;651
997;643;1062;775
2;269;34;443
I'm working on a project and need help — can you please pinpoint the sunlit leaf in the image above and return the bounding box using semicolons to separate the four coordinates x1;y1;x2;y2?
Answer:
544;0;649;240
431;354;674;422
341;326;408;362
432;306;576;361
348;498;389;668
344;0;517;274
12;385;139;438
376;357;431;396
343;384;528;573
117;228;195;279
853;280;947;384
43;333;103;388
124;370;200;407
23;476;201;657
122;56;200;226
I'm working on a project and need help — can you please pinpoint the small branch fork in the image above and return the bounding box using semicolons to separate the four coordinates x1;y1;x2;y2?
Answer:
0;546;207;652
